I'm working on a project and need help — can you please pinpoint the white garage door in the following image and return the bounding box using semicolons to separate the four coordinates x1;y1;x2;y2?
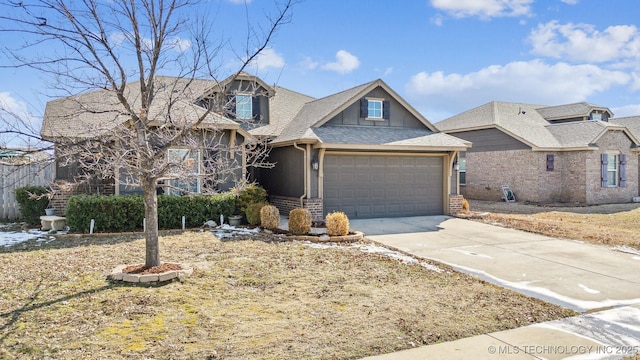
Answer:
323;154;444;218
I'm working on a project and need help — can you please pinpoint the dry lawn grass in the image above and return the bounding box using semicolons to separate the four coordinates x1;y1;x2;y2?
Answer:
469;200;640;250
0;231;574;359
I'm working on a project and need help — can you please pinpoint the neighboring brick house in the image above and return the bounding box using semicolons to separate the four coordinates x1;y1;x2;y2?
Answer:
43;73;471;219
610;116;640;198
436;101;640;204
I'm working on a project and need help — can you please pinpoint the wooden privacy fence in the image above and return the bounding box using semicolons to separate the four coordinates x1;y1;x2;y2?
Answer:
0;161;54;221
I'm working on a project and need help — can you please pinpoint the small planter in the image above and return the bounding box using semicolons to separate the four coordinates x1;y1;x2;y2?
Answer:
228;215;242;226
44;208;55;216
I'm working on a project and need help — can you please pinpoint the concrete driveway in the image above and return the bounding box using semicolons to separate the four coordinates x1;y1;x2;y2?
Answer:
351;216;640;359
350;216;640;313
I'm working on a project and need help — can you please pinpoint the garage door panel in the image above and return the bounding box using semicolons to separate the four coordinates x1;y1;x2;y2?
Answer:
324;154;443;219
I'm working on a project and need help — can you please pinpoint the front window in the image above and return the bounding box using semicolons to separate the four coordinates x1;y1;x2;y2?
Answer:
236;94;252;120
459;158;466;185
167;148;201;195
607;154;618;187
368;99;383;119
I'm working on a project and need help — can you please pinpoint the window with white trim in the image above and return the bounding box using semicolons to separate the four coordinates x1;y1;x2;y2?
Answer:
367;99;383;119
235;94;252;120
591;113;602;121
167;148;201;195
606;154;618;187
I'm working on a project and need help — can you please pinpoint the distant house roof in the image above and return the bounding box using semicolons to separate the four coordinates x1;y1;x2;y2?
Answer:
536;102;612;121
611;116;640;140
437;101;637;151
42;76;244;140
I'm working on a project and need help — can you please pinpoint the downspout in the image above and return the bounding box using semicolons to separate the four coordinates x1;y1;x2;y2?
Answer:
293;142;307;208
318;148;326;198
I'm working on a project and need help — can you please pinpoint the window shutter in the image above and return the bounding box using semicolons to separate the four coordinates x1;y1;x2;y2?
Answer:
546;154;554;171
383;100;390;119
600;154;608;187
619;154;627;187
227;95;236;120
360;98;368;118
252;96;260;120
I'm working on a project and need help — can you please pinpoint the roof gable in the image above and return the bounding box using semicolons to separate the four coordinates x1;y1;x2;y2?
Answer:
270;79;439;145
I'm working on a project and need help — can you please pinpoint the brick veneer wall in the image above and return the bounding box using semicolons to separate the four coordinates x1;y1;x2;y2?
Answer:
585;130;638;204
448;194;464;215
463;132;639;205
50;179;115;216
270;195;324;221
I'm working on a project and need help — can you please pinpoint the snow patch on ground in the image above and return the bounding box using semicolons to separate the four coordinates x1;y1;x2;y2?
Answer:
613;245;640;256
425;260;640;312
578;284;600;294
0;224;61;247
304;241;443;273
209;224;261;239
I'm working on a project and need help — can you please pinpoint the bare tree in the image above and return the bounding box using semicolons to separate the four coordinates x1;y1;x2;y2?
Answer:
0;0;294;267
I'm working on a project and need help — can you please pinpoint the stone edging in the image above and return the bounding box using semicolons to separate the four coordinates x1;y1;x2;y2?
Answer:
108;263;193;283
283;231;364;243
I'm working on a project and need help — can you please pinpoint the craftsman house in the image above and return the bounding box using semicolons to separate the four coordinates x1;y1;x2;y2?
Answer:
42;73;470;219
436;101;640;204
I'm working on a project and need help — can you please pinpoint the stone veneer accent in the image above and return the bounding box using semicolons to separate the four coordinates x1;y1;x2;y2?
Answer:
270;195;324;221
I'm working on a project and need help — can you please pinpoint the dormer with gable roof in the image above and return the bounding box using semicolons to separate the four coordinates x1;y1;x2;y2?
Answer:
536;102;613;124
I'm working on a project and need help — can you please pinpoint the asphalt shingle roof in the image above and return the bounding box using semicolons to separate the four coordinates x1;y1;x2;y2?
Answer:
42;76;238;139
312;126;469;149
436;101;635;150
535;102;610;120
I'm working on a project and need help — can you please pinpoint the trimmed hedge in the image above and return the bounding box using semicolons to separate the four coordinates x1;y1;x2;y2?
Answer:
66;193;236;233
14;186;50;225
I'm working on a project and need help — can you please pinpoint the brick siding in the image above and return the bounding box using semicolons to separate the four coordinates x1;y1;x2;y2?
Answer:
463;132;639;205
448;194;464;215
270;195;324;221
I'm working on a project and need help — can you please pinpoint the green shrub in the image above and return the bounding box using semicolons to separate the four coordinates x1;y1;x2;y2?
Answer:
245;202;269;226
14;186;50;225
325;211;349;236
288;208;311;235
236;184;267;213
66;192;237;233
260;205;280;230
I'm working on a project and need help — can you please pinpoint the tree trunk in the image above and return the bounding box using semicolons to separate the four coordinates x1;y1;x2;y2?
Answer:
142;178;160;268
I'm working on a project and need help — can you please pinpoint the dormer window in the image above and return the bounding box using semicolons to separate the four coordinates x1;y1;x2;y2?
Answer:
591;113;602;121
360;98;390;120
235;94;252;120
368;100;383;119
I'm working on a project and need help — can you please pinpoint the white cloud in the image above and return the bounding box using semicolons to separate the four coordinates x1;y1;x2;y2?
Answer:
529;21;640;63
406;59;630;120
612;104;640;118
250;48;285;70
168;37;192;52
226;0;252;4
560;0;579;4
299;56;319;70
0;92;40;147
321;50;360;74
430;0;533;19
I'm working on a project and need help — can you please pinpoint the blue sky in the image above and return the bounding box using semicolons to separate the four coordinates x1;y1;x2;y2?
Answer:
2;0;640;146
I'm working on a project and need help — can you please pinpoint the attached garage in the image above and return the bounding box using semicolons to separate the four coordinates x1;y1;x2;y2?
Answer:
323;153;444;218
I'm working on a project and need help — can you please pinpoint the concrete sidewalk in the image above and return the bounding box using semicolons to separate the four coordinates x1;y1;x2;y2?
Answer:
350;216;640;359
